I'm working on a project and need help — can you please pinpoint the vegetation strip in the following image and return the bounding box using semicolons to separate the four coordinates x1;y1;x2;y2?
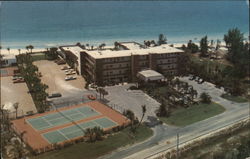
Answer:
159;102;225;127
31;125;153;159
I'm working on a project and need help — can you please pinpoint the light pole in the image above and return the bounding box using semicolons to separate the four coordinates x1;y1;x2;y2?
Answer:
176;133;180;159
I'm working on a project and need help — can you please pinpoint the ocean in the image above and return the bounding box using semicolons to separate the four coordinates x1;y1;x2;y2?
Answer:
0;1;249;49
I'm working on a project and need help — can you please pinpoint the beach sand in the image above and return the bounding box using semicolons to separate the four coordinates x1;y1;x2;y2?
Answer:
0;48;46;56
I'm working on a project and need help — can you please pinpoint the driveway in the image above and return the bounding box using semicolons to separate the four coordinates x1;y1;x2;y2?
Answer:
104;84;160;121
100;77;249;159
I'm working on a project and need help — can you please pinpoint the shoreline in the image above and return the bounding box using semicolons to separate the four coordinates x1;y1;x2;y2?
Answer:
0;41;230;56
0;33;233;51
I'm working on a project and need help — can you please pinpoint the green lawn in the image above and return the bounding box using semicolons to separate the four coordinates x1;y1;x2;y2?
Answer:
31;53;46;61
160;102;225;127
31;125;153;159
190;55;228;70
221;94;248;103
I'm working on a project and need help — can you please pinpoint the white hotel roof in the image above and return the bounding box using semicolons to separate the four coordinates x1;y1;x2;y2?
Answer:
61;46;85;57
119;42;142;50
85;44;184;59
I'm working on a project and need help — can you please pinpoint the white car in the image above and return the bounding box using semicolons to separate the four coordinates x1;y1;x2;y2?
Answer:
65;76;77;81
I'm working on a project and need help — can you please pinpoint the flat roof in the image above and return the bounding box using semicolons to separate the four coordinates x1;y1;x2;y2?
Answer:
138;69;164;78
119;42;142;50
61;46;85;58
2;54;16;60
85;44;183;59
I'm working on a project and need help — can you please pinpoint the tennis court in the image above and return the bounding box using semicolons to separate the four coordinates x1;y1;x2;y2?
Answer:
43;117;117;143
11;101;130;152
27;106;100;131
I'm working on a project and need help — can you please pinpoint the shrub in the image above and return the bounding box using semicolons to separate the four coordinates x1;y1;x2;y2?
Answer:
200;92;211;104
129;85;138;90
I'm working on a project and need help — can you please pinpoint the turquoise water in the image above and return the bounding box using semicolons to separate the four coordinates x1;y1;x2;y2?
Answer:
0;1;249;49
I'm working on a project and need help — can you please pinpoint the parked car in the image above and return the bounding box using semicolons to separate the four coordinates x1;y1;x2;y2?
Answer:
87;94;96;100
65;71;76;75
65;76;77;81
89;83;98;89
61;66;68;70
12;76;22;80
48;93;62;98
57;60;66;65
13;78;25;83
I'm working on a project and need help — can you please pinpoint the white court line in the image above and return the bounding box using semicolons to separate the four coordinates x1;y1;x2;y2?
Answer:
58;130;69;140
63;129;84;137
92;120;104;128
48;116;65;122
42;116;53;126
94;117;119;128
75;108;87;118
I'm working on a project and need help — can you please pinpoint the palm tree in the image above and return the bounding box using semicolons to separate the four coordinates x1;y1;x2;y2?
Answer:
76;42;81;46
7;47;10;54
86;44;89;50
93;127;104;141
158;34;167;45
99;43;106;50
114;41;119;50
102;89;108;99
137;105;146;128
13;102;19;119
124;109;136;133
29;45;34;53
85;128;95;142
25;46;29;53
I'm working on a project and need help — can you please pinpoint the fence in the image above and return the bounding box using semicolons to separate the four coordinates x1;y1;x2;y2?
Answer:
105;102;126;114
7;109;24;120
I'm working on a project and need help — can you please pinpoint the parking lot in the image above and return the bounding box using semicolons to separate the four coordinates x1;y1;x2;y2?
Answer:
34;60;86;96
1;76;37;117
33;60;93;108
104;84;160;122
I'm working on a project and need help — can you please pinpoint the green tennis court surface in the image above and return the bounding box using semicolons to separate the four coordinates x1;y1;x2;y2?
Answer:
42;117;117;143
27;106;100;131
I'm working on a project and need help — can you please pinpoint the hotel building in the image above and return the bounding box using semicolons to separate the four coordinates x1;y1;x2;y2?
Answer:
79;42;184;85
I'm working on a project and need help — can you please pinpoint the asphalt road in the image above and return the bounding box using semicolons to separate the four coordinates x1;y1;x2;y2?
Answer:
100;77;249;159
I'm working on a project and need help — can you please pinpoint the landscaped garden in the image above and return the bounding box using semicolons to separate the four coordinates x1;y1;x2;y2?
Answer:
136;76;226;127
